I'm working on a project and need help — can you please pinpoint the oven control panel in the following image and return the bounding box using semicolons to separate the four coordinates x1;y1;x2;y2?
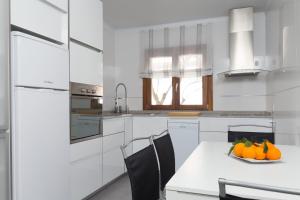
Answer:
71;82;103;96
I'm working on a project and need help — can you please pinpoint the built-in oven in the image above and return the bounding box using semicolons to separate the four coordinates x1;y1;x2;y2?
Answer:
70;82;103;143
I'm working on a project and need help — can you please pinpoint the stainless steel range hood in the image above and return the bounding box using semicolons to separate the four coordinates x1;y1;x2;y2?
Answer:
225;7;260;77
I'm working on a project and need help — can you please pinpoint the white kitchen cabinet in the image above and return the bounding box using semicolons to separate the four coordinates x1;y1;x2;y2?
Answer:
200;118;273;132
281;0;297;68
11;0;68;44
200;132;227;142
133;117;168;153
199;117;273;143
103;117;125;136
70;42;103;85
103;132;125;185
70;138;102;200
70;0;103;50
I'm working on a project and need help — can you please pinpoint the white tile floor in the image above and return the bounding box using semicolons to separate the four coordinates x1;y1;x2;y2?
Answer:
89;175;132;200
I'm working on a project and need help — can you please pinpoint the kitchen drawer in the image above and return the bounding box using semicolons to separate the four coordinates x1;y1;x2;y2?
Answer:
70;0;103;50
11;0;68;44
70;138;102;162
103;118;125;136
200;118;230;132
70;42;103;86
200;118;273;132
103;132;124;153
200;132;227;142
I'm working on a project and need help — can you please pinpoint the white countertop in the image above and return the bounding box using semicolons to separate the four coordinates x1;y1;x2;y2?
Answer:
166;142;300;200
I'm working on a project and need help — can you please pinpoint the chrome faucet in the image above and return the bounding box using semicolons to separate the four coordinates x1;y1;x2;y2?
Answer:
115;83;128;113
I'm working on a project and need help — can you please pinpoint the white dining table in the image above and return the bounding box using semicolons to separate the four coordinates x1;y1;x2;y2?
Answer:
166;142;300;200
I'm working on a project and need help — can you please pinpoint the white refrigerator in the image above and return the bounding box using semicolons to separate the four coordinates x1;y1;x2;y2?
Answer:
11;32;70;200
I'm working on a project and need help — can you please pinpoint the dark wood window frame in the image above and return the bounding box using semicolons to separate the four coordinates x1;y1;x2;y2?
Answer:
143;75;213;111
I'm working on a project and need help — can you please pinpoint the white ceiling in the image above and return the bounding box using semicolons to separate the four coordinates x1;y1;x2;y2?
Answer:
103;0;269;29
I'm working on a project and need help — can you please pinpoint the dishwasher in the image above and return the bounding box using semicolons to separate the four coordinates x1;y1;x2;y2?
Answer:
168;120;200;170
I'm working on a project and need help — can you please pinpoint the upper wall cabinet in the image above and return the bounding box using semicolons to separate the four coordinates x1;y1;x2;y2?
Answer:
266;0;300;70
11;0;68;44
70;42;103;85
70;0;103;50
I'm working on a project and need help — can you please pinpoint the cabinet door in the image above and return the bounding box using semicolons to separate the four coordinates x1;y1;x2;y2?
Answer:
70;0;103;50
70;138;102;200
200;132;228;142
281;0;297;68
132;117;167;153
70;42;103;85
11;0;68;44
12;88;70;200
103;132;124;185
103;118;125;136
71;156;102;200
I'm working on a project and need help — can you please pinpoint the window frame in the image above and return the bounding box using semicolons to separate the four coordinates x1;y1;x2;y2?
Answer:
143;75;213;111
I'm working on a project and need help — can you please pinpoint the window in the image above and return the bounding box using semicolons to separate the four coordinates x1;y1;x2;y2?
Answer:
141;24;213;110
143;75;213;110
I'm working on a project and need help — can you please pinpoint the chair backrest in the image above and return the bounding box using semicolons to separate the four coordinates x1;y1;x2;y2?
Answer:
228;124;274;143
121;138;160;200
218;178;300;200
151;130;176;191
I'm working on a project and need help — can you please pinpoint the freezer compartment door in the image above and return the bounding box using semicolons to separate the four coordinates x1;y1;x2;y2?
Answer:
11;32;69;90
12;87;70;200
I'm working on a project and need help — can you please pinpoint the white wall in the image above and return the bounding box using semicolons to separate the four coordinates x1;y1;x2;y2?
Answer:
115;29;143;111
103;23;117;111
112;14;268;111
266;0;300;145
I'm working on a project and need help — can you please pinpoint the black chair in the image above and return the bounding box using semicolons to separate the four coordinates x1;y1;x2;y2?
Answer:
218;178;300;200
121;137;160;200
151;130;176;199
228;124;274;143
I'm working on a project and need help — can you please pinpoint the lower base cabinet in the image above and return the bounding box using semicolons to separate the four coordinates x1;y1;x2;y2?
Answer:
103;132;125;185
200;132;227;142
70;138;102;200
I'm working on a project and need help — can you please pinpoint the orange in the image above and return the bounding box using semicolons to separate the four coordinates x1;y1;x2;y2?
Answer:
242;145;256;159
266;147;281;160
254;147;266;160
265;141;275;150
233;143;245;157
